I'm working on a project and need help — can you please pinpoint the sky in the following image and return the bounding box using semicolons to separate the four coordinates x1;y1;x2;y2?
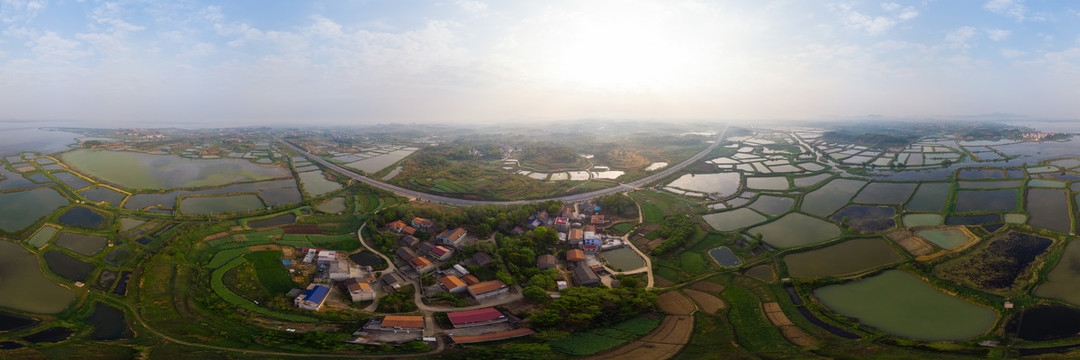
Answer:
1;0;1079;126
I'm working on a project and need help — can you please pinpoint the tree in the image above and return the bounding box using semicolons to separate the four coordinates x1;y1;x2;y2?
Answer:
523;285;548;302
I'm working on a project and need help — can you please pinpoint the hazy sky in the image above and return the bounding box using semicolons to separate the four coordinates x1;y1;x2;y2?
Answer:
1;0;1078;125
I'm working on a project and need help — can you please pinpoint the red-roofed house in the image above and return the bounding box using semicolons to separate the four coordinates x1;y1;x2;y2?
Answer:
566;249;586;262
591;215;606;226
447;308;507;328
411;217;434;230
386;220;407;233
467;280;509;300
402;226;417;235
554;217;570;232
438;275;467;293
429;246;454;261
461;274;480;285
410;256;435;273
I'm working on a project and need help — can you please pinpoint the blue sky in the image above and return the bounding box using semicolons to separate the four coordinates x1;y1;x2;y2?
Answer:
0;0;1078;125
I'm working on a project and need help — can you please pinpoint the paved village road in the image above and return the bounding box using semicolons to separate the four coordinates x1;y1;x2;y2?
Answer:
275;124;729;206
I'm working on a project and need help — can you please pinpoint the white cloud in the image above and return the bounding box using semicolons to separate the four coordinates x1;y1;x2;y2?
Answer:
946;26;976;49
830;2;917;36
1000;48;1026;58
985;28;1010;41
456;0;488;15
984;0;1027;22
1;0;47;23
26;31;90;63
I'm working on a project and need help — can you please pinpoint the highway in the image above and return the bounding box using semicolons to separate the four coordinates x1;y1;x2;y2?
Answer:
276;124;728;205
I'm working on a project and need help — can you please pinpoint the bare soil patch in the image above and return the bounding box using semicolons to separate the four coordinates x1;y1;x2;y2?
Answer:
885;228;934;256
689;281;725;293
202;231;230;242
762;302;793;326
657;291;695;315
780;325;818;347
639;315;694;344
683;289;726;314
248;244;281;252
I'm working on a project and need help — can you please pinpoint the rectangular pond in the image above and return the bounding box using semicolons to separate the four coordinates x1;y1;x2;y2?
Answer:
666;172;741;196
801;179;866;217
954;189;1018;212
1027;189;1070;233
904;183;949;212
747;213;842;248
601;247;646;271
784;237;901;277
179;194;266;215
703;208;767;231
61;149;290;189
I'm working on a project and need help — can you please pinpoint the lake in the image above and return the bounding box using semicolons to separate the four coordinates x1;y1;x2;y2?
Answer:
0;241;75;314
814;270;997;341
61;149;290;189
0;188;69;233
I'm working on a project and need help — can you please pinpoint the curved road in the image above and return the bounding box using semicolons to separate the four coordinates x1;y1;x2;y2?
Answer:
275;124;729;205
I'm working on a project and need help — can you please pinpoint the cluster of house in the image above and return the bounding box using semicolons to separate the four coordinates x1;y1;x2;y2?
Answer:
525;204;620;288
349;307;534;345
291;247;378;311
383;218;511;302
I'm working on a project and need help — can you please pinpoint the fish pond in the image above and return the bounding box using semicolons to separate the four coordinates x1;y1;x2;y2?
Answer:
784;237;901;277
601;247;646;271
1027;189;1070;233
747;213;842;248
703;208;767;231
60;149;289;189
77;186;128;206
1034;240;1080;306
54;232;108;256
707;246;742;267
813;270;997;341
0;241;75;313
935;232;1052;294
85;302;131;340
904;183;950;212
793;173;831;188
58;206;106;228
27;225;59;248
0;188;69;233
915;229;971;249
902;214;942;227
179;194;265;215
831;206;895;233
43;251;96;282
51;171;93;190
745;176;790;191
665;172;740;196
21;327;74;343
348;250;386;268
852;182;917;205
1006;306;1080;342
747;195;794;216
801;179;866;217
946;214;1001;226
954;189;1018;212
248;213;297;228
298;171;343;197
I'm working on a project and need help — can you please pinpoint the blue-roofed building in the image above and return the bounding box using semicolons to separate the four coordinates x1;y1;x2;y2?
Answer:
582;238;602;253
281;259;293;266
295;284;331;311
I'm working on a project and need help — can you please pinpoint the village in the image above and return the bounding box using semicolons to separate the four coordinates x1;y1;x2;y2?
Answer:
268;200;638;347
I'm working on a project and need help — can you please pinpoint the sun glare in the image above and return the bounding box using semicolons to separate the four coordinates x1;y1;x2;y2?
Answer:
547;5;698;91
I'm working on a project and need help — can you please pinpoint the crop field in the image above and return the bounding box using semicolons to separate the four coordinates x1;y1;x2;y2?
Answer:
722;286;795;353
549;317;661;356
210;257;315;322
244;251;295;293
609;222;636;235
631;190;700;224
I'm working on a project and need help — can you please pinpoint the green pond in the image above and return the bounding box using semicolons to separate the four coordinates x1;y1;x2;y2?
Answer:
666;173;741;196
902;214;942;227
745;176;790;191
78;186;127;206
1028;189;1070;233
915;229;971;249
852;182;917;205
814;270;997;341
954;189;1017;212
1035;240;1080;305
601;247;645;271
179;194;265;215
747;195;794;216
1028;179;1066;188
747;213;841;248
1004;214;1027;224
54;232;108;257
707;246;742;267
27;226;59;248
703;208;767;231
0;188;69;233
0;241;75;314
801;179;866;216
784;237;901;277
316;197;347;214
119;218;145;232
298;171;343;197
905;183;950;212
61;149;289;189
1048;159;1080;169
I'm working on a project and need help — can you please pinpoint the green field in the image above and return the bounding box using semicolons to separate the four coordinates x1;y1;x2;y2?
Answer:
210;257;315;322
721;286;794;353
549;317;661;356
244;251;295;293
609;222;636;235
631;190;700;224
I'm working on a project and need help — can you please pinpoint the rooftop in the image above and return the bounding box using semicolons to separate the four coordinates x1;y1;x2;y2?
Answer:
382;315;424;329
439;275;467;289
447;307;504;325
566;249;586;262
468;280;507;295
